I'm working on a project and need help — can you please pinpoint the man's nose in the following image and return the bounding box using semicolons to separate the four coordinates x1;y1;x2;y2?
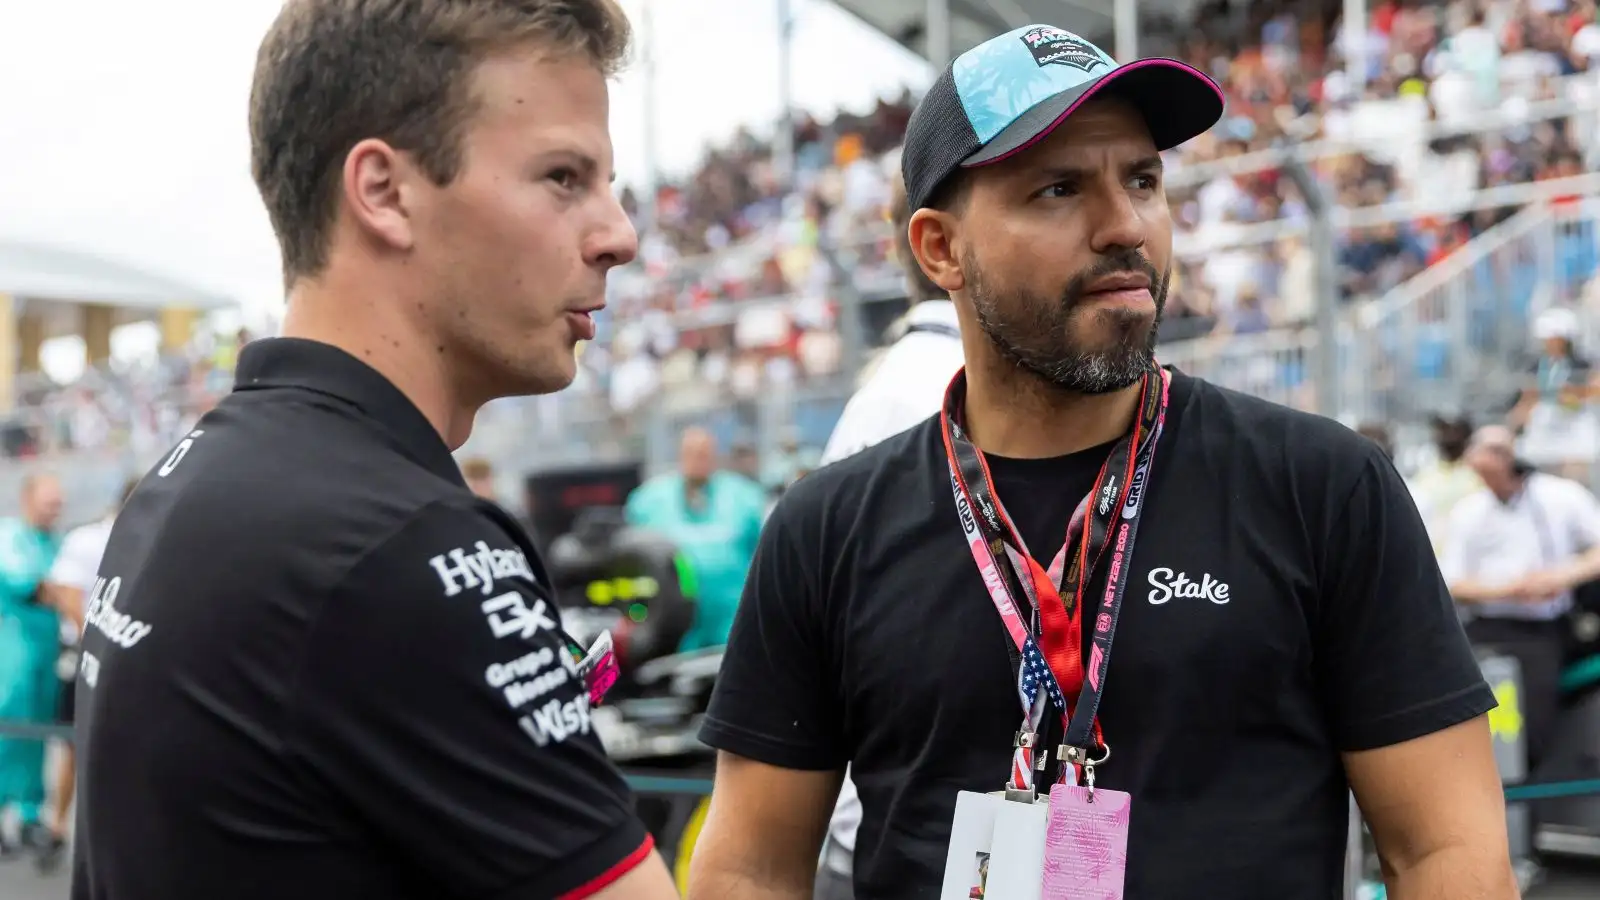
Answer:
587;192;639;270
1088;187;1147;256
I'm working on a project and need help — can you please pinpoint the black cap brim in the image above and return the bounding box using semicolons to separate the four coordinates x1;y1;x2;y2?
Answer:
962;58;1225;168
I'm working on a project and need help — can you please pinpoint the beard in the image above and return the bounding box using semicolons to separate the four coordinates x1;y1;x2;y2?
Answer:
965;247;1169;395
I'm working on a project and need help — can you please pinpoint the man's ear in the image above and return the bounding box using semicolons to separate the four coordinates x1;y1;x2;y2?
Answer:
341;138;416;253
907;208;965;294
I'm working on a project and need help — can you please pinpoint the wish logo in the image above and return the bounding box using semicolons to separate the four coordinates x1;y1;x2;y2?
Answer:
1020;26;1108;73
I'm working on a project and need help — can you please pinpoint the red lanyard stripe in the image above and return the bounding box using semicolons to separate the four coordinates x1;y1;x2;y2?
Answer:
941;367;1169;779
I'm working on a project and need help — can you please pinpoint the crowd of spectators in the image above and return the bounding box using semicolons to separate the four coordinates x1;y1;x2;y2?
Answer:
0;328;251;462
1162;0;1600;342
556;0;1600;425
9;0;1600;473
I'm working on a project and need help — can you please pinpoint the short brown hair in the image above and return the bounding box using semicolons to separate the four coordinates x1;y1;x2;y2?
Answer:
890;163;946;304
250;0;632;285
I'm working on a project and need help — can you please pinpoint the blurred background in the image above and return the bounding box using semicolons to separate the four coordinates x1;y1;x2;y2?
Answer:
4;0;1600;896
1;0;1597;522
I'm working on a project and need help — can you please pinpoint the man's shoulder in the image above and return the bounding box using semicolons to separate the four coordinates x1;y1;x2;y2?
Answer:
114;439;486;605
344;497;545;603
59;518;113;559
1447;487;1496;520
1530;472;1597;508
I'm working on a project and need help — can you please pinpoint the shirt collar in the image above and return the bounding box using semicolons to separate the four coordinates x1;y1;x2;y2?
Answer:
233;338;465;486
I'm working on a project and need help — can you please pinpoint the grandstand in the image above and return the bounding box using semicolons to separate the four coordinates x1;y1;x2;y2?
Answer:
0;240;236;522
453;0;1600;488
4;0;1599;489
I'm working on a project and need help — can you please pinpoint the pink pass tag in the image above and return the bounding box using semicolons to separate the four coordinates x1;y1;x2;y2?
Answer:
576;630;619;705
1041;783;1131;899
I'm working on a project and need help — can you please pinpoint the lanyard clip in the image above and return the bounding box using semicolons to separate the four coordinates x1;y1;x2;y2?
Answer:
1057;743;1112;767
1059;742;1112;800
1006;732;1041;802
1017;733;1047;774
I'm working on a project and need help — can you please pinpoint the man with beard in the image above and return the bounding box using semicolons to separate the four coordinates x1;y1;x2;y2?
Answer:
688;25;1514;900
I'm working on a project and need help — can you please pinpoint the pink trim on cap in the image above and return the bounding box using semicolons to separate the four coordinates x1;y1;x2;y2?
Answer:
964;57;1224;168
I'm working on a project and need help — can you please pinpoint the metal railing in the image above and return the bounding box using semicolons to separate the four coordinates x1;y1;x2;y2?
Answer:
1160;192;1600;425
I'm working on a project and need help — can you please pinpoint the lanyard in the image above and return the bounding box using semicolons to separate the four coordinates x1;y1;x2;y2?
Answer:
941;366;1170;794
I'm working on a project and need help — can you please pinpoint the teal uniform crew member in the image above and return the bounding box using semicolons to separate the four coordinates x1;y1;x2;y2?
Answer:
0;473;64;846
625;428;766;652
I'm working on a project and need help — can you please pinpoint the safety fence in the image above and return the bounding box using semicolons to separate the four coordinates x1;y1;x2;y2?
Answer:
6;650;1600;900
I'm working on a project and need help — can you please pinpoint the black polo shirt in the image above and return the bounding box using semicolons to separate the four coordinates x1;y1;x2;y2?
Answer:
72;338;652;900
702;370;1496;899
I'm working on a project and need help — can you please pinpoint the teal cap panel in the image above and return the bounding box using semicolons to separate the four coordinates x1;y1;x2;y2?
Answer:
951;25;1116;145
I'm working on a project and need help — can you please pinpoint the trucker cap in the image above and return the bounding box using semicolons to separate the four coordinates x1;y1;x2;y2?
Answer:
902;25;1226;211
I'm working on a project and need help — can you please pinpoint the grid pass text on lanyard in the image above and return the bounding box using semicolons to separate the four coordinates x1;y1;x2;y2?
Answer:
940;366;1169;791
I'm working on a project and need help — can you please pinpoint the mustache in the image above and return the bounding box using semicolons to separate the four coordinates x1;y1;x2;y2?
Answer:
1061;251;1164;306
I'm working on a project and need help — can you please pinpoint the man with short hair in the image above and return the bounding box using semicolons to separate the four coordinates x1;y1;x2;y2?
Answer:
1443;425;1600;769
689;24;1513;900
72;3;676;899
626;427;765;652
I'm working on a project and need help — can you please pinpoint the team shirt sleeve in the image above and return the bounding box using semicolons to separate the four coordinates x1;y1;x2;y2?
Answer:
699;483;846;770
1317;449;1496;752
289;501;652;900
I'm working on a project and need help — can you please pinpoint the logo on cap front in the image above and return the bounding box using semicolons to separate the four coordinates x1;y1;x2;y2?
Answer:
1020;26;1107;74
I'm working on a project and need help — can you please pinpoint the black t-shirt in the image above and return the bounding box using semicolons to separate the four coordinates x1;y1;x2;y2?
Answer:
72;338;652;900
700;370;1495;899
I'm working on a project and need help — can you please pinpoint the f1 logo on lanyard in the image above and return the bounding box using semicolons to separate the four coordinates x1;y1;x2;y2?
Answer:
937;365;1169;900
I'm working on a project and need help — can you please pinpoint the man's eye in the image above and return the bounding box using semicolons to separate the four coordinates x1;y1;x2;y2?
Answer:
1037;183;1077;199
549;168;579;190
1130;174;1160;191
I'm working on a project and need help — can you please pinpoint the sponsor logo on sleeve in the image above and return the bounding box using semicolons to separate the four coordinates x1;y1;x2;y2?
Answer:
480;592;558;641
485;645;580;708
517;693;593;747
84;576;153;650
428;541;535;597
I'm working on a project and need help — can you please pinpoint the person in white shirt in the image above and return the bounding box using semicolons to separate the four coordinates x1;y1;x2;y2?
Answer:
1441;427;1600;769
813;165;965;900
35;479;135;871
1512;307;1599;485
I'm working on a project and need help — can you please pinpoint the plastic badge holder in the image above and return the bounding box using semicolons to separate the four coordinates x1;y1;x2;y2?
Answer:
940;791;1049;900
577;630;619;705
986;795;1049;900
1040;783;1131;899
